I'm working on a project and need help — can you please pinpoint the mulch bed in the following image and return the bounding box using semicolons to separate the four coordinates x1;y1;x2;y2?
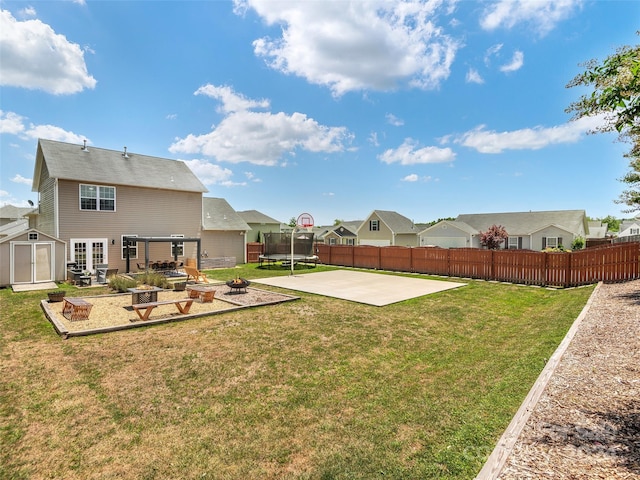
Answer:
494;280;640;479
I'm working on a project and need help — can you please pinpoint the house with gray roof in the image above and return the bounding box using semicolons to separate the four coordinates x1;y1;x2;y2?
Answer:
0;204;34;238
357;210;420;246
236;209;281;242
202;197;250;263
11;138;209;284
419;210;589;250
322;221;362;245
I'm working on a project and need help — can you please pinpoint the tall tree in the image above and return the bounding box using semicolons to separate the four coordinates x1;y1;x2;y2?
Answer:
479;224;508;250
566;34;640;211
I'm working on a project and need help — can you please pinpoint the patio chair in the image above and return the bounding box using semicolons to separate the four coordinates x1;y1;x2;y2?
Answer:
183;265;210;283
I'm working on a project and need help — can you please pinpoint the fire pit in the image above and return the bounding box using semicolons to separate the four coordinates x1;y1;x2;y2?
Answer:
226;278;250;294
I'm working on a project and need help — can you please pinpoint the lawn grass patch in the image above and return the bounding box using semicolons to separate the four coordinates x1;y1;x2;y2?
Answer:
0;265;594;479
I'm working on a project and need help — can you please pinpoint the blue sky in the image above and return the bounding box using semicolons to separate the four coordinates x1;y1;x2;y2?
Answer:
1;0;638;226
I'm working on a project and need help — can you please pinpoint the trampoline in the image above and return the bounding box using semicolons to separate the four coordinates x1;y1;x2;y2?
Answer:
258;232;319;268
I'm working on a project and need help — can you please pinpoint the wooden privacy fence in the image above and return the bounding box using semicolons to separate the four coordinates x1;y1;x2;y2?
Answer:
313;242;640;288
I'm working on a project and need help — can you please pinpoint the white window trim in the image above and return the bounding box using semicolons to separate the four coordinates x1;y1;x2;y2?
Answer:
508;237;519;248
546;237;558;248
79;184;116;212
370;220;379;231
122;234;138;259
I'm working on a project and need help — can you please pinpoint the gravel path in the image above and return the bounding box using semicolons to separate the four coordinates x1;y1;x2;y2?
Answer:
493;280;640;479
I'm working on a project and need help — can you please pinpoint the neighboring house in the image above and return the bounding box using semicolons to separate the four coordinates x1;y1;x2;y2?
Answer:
587;221;609;239
0;204;34;226
420;210;589;250
419;220;477;248
237;210;281;242
22;138;208;283
323;221;361;245
618;219;640;238
201;198;250;263
357;210;420;246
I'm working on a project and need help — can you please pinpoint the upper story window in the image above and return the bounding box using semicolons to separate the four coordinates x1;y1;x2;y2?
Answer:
630;228;639;235
122;235;138;259
369;220;379;231
80;184;115;211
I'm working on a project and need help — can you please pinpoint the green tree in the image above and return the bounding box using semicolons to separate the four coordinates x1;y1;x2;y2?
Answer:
599;215;621;232
566;34;640;211
333;218;344;226
287;217;297;227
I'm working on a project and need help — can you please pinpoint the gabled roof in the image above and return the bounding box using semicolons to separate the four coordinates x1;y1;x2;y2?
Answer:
419;220;477;236
202;198;250;231
357;210;419;235
236;210;281;225
0;205;34;220
330;221;361;237
33;139;208;193
455;210;587;236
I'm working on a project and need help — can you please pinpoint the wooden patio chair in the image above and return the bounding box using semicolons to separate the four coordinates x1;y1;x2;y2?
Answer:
183;265;210;283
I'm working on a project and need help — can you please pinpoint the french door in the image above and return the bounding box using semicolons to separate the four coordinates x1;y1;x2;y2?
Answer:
70;238;108;272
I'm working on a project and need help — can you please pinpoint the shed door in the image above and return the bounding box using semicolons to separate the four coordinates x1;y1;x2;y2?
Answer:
12;242;53;284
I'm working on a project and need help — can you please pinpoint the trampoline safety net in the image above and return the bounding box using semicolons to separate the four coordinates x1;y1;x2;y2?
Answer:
263;232;315;256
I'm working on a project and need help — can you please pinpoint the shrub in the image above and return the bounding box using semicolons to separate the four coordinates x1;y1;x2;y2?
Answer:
571;236;585;250
108;275;137;293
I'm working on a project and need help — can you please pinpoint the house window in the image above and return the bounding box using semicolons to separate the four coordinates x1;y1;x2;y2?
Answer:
122;235;138;259
508;237;521;249
369;220;379;231
631;228;639;235
80;184;115;211
171;234;184;257
329;238;336;245
28;232;38;241
545;237;559;248
345;238;355;246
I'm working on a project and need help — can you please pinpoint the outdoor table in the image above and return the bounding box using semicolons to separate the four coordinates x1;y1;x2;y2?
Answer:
127;286;163;305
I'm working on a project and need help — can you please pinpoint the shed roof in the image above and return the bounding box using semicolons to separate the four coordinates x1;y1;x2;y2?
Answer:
33;139;208;193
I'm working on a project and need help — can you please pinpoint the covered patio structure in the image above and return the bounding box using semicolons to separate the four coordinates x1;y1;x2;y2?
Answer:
123;236;202;273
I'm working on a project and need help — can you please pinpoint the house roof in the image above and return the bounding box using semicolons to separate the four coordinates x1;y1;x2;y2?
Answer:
330;221;361;237
33;139;208;193
0;219;28;237
236;210;281;225
0;205;34;220
419;220;478;236
455;210;587;236
357;210;419;235
202;197;250;231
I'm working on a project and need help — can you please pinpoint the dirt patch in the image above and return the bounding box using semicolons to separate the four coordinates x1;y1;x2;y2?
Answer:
42;284;298;337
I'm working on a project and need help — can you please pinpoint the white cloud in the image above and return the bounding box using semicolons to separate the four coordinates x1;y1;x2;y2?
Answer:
0;9;96;94
183;159;238;186
12;174;33;186
457;115;605;153
18;6;37;17
500;50;524;73
466;68;484;84
0;110;25;134
402;173;419;182
480;0;582;36
379;138;456;165
386;113;404;126
171;85;353;166
195;84;270;113
484;43;503;66
368;132;380;147
24;123;87;143
237;0;461;95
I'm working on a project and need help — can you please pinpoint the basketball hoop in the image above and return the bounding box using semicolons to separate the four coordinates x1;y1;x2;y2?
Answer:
296;213;314;230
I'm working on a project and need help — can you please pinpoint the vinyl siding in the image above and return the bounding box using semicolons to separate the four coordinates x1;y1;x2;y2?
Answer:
359;213;393;245
56;180;202;272
36;163;57;237
201;231;245;263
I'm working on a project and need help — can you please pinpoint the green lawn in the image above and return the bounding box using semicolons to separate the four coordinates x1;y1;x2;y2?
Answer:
0;265;593;479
